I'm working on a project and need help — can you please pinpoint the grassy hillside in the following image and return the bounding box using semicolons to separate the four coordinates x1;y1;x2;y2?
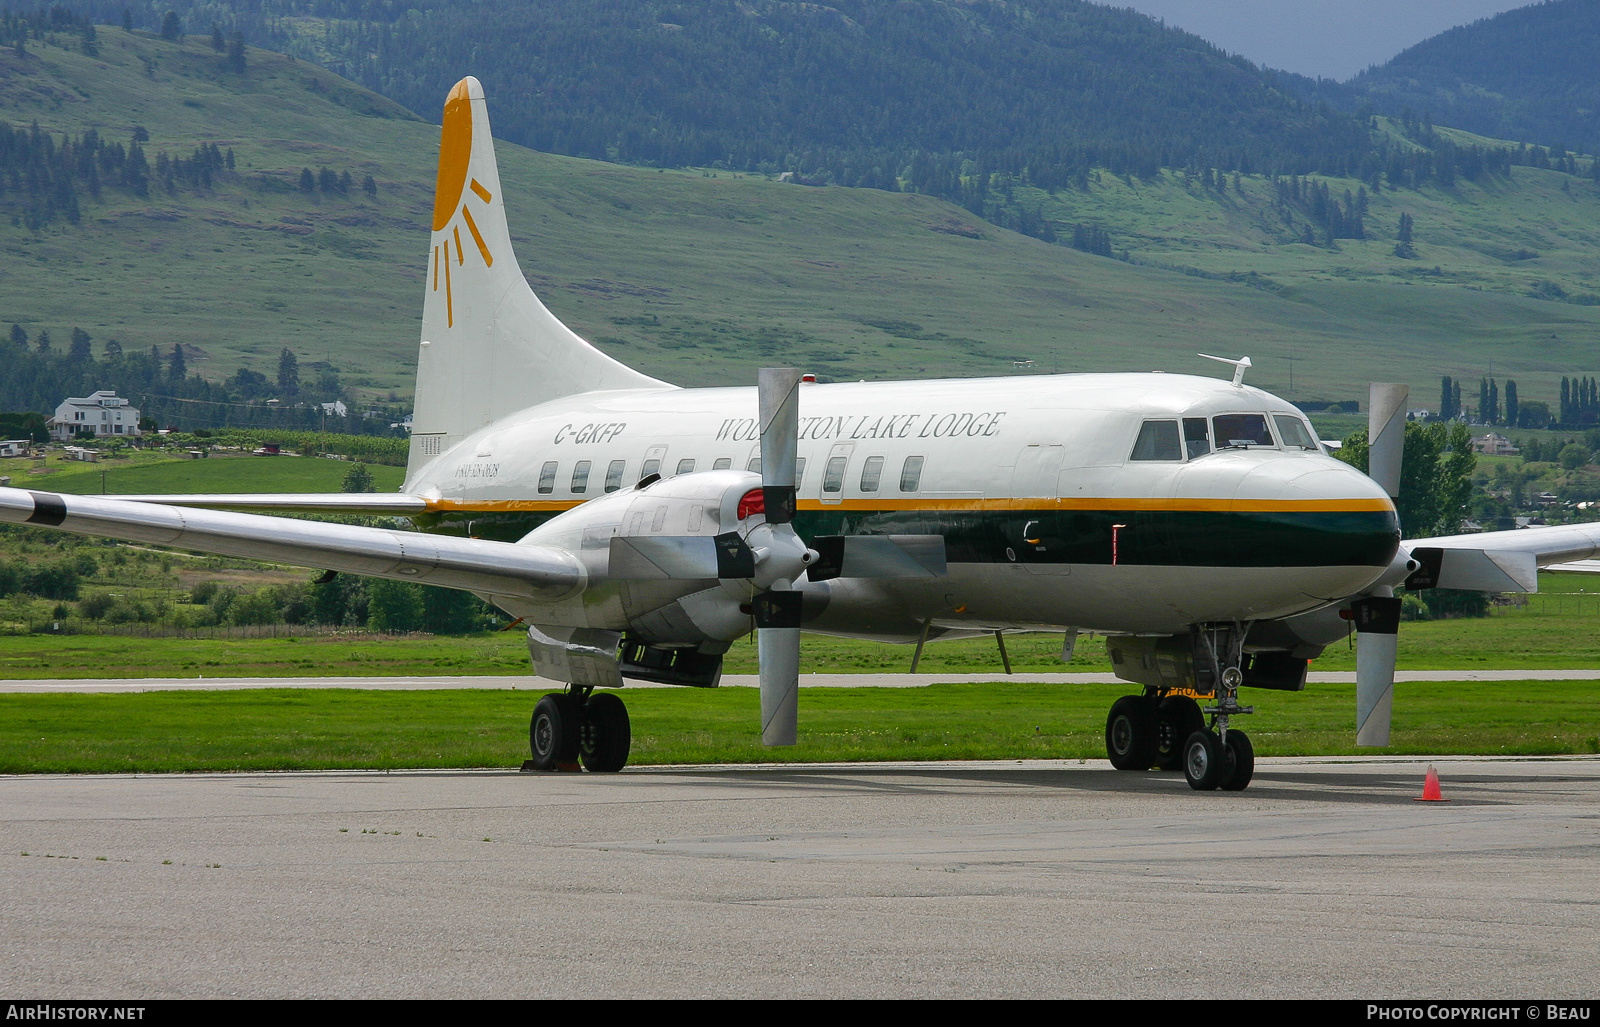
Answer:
3;30;1600;410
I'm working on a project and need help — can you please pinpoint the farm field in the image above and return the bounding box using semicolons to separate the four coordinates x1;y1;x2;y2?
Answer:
4;35;1600;406
17;450;405;495
5;573;1600;679
1;678;1595;773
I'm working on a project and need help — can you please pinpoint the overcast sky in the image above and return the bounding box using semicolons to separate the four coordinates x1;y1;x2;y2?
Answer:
1112;1;1537;81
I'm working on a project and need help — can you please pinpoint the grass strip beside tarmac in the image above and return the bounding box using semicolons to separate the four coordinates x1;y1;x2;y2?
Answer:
18;608;1600;680
2;680;1597;774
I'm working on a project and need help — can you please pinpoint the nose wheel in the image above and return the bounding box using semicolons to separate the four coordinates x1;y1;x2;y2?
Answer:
526;688;632;772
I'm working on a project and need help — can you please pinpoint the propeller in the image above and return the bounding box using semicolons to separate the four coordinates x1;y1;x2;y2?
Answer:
602;367;944;746
1354;382;1409;747
752;367;807;746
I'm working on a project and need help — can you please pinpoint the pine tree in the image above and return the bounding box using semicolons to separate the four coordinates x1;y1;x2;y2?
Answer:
34;330;51;355
160;11;180;42
1489;379;1500;424
1561;377;1571;424
102;339;122;361
277;348;299;396
8;325;26;349
68;328;91;362
1479;378;1489;422
227;33;246;73
168;343;186;381
1505;380;1519;427
362;174;377;198
211;23;224;52
298;168;315;193
121;8;133;32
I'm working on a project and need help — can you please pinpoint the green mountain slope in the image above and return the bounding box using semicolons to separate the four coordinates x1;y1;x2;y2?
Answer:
3;28;1600;415
1350;0;1600;151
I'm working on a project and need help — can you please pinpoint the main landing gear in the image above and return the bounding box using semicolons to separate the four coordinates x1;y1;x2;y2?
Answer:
526;687;632;773
1102;625;1257;791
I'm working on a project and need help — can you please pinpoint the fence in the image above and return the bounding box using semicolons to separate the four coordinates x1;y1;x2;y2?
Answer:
6;621;443;640
1492;594;1600;617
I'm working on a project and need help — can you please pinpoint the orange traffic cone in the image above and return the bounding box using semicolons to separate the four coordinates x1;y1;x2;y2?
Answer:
1413;763;1450;802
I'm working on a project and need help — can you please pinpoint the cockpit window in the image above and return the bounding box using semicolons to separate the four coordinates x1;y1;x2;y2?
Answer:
1213;414;1273;449
1273;414;1320;451
1183;417;1211;459
1130;420;1182;461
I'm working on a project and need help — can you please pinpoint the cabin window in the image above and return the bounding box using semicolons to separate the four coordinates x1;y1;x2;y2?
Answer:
899;456;924;492
860;455;884;492
795;457;807;488
747;456;761;472
1213;414;1273;449
1130;420;1182;461
1183;417;1211;458
713;457;732;470
676;458;696;475
1273;415;1319;450
641;458;661;478
604;459;626;493
822;455;848;493
537;461;558;494
571;459;592;494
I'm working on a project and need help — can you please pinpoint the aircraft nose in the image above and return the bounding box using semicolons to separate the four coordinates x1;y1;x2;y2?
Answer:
1235;454;1394;510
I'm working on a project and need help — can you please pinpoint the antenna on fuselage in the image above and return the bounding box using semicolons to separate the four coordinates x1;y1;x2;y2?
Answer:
1197;353;1252;387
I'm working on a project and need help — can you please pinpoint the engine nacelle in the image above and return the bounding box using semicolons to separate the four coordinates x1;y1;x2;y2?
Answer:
517;468;826;648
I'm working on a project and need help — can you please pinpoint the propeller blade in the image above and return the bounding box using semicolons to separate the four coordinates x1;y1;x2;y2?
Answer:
806;534;946;581
1353;595;1401;746
753;588;801;746
608;532;755;580
1367;383;1408;502
758;367;802;524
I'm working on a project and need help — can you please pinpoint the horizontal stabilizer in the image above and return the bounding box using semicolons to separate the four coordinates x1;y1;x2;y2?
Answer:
103;494;429;515
807;535;947;582
0;488;583;602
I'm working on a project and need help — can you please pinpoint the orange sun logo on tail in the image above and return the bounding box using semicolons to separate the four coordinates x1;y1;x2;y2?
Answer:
431;79;495;328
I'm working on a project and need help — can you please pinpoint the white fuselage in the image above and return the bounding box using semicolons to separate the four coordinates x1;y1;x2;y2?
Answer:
405;372;1397;639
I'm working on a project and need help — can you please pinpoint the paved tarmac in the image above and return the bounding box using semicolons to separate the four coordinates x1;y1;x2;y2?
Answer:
6;668;1600;691
3;756;1599;999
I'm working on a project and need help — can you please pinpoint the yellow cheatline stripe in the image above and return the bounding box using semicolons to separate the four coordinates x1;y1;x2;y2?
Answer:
453;226;464;266
422;496;1393;514
443;238;453;327
461;205;494;267
470;178;492;203
432;245;438;290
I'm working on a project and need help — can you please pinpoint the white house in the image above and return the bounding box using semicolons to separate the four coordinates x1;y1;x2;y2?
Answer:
49;391;141;442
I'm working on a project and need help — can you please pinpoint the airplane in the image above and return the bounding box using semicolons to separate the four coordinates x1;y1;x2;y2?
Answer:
4;76;1595;790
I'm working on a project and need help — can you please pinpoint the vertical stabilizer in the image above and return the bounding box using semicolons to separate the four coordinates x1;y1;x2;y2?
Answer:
408;77;670;478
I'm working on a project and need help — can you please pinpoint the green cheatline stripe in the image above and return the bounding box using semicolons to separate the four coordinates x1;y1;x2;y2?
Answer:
417;507;1400;568
793;508;1399;568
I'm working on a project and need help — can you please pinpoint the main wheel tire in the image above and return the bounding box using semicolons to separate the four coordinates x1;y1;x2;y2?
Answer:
1219;729;1255;791
1105;695;1159;771
1182;729;1229;791
1155;696;1205;771
529;693;581;771
580;692;631;773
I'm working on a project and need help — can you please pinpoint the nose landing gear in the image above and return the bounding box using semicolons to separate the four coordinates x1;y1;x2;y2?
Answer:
525;686;633;773
1101;622;1259;791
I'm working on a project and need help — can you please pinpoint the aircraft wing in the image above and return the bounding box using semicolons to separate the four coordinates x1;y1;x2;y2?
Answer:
0;488;582;602
94;493;430;515
1404;522;1600;593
